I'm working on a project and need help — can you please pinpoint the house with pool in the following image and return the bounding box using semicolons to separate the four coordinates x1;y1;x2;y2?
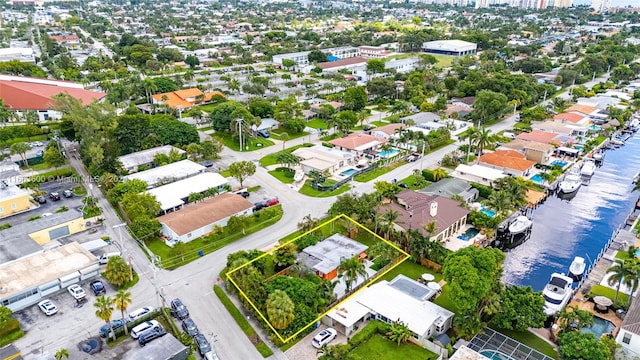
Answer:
616;296;640;358
291;145;357;176
377;190;470;243
478;150;536;178
329;133;389;158
499;139;554;165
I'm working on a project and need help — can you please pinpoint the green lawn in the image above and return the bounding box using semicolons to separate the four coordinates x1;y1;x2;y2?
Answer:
268;168;295;184
219;169;231;177
212;132;274;151
197;104;217;112
199;126;214;131
269;128;309;141
305;118;328;130
588;284;629;306
489;327;558;359
348;335;438;360
259;143;313;167
376;259;443;283
397;174;430;190
616;251;630;260
354;161;407;183
299;179;350;197
371;120;389;127
430;54;455;68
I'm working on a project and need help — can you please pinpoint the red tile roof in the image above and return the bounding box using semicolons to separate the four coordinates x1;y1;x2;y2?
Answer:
329;133;387;151
49;34;79;42
516;130;559;145
0;77;106;111
479;150;536;172
554;112;587;123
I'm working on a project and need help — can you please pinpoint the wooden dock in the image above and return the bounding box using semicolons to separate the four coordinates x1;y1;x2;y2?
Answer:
579;228;636;293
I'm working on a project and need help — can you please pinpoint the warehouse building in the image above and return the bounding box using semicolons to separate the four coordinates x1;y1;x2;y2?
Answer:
422;40;477;56
146;172;229;214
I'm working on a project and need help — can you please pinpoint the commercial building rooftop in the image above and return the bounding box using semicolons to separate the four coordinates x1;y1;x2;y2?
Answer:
146;172;229;211
117;145;186;171
0;242;97;299
122;160;205;188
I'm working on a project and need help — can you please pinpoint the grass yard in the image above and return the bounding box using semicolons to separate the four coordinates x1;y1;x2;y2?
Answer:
354;161;407;183
198;126;214;131
197;104;217;112
259;143;313;167
269;128;309;141
212;132;274;151
489;327;558;359
616;251;630;260
299;179;350;198
430;54;455;67
348;335;438;360
371;120;389;127
305;118;328;130
376;259;443;283
268;167;295;184
588;284;629;306
397;174;430;190
219;169;231;177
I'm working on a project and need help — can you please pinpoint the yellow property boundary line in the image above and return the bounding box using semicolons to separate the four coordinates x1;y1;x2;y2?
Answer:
226;213;410;343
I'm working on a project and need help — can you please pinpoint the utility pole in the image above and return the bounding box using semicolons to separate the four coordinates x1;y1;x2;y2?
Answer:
236;118;244;152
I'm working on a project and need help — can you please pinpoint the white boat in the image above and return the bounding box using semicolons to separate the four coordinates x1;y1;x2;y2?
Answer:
569;256;586;279
580;159;596;177
611;138;625;146
543;273;574;316
593;152;604;163
559;170;582;194
634;172;640;184
508;215;533;235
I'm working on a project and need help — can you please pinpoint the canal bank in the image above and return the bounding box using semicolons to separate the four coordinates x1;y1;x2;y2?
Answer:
502;135;640;291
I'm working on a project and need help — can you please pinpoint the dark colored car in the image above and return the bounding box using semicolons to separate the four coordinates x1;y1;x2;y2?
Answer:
265;198;280;207
49;192;60;201
138;327;166;346
194;333;212;356
63;189;73;198
253;201;267;212
181;317;199;336
170;298;189;320
34;196;47;204
99;319;126;338
398;182;409;189
201;161;214;168
90;280;106;296
234;191;250;198
256;130;270;138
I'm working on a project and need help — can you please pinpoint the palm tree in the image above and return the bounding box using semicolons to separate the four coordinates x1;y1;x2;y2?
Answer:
357;109;372;128
556;305;594;332
368;242;396;267
607;259;633;305
280;132;289;151
10;142;31;167
227;78;240;94
381;208;400;240
266;290;295;329
386;320;413;347
114;290;132;335
338;257;368;292
473;127;495;162
424;220;438;237
94;295;115;340
432;168;447;182
486;191;512;217
54;348;69;360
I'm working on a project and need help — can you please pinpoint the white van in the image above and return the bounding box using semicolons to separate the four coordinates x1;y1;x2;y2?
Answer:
131;320;161;339
503;132;517;140
97;252;121;265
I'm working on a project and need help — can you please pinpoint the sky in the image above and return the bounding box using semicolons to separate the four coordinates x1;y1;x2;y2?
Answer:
574;0;639;7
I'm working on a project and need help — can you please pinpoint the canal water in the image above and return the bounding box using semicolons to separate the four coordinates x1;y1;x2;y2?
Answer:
502;135;640;291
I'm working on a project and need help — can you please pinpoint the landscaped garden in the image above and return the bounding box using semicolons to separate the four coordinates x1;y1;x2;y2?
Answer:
212;132;274;151
299;179;350;197
259;143;312;167
268;167;295;184
348;334;438;360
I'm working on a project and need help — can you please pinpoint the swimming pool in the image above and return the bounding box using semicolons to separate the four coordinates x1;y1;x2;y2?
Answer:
530;174;545;184
481;205;497;218
479;350;514;360
550;160;568;168
379;149;399;158
339;168;358;177
636;249;640;257
458;227;479;241
580;316;615;339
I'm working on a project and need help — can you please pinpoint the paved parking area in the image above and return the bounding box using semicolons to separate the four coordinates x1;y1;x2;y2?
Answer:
284;324;348;360
1;182;85;226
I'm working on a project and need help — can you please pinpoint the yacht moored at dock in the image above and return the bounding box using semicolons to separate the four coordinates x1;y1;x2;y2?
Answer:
542;273;574;316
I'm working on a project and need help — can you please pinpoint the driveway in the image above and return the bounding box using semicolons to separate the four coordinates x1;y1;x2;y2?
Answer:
284;324;348;360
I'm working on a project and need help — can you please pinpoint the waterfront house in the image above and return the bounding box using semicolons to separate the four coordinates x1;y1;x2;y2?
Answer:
377;190;470;242
451;164;507;187
616;296;640;358
516;130;562;146
499;139;554;165
478;150;536;178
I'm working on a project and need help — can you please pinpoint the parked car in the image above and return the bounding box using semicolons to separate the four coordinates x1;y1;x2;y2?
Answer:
398;182;409;189
100;319;126;338
49;192;60;201
138;327;166;346
234;190;250;198
34;195;47;204
256;130;270;138
41;213;53;217
181;318;199;336
97;252;121;265
128;306;154;322
201;161;214;168
36;150;44;157
265;198;280;207
67;284;86;300
38;299;58;316
89;280;106;296
194;334;212;356
63;189;73;198
253;201;267;212
131;320;161;339
170;298;189;320
312;328;337;348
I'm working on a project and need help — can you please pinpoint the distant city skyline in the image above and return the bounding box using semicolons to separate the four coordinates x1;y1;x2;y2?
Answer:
575;0;637;6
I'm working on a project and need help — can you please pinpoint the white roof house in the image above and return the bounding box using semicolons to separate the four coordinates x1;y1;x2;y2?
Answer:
297;234;368;278
146;172;229;212
122;160;205;188
292;145;356;174
118;145;186;173
451;164;507;186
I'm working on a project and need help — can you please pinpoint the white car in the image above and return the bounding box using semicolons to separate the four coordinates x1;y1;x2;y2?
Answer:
128;306;154;322
38;299;58;316
131;320;161;339
67;284;86;300
311;328;337;348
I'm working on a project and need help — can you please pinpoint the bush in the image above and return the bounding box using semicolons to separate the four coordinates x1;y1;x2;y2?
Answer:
422;169;435;182
471;182;494;198
0;223;11;230
349;320;388;348
0;318;23;347
321;142;334;148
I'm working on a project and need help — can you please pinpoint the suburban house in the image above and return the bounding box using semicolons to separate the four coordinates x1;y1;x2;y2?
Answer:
565;104;602;117
251;118;279;133
329;133;387;156
371;123;406;139
553;112;590;126
0;75;106;122
296;234;368;281
117;145;186;173
401;112;441;126
146;172;229;214
158;193;253;245
122;159;206;189
291;145;357;175
323;274;453;347
421;178;479;204
0;182;30;219
478;150;536;178
516;130;562;146
378;190;470;242
451;164;507;187
531;120;574;135
310;101;343;114
616;296;640;358
499;139;555;165
151;88;225;110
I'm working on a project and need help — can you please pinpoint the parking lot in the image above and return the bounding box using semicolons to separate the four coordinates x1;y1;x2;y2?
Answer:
284;324;348;360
